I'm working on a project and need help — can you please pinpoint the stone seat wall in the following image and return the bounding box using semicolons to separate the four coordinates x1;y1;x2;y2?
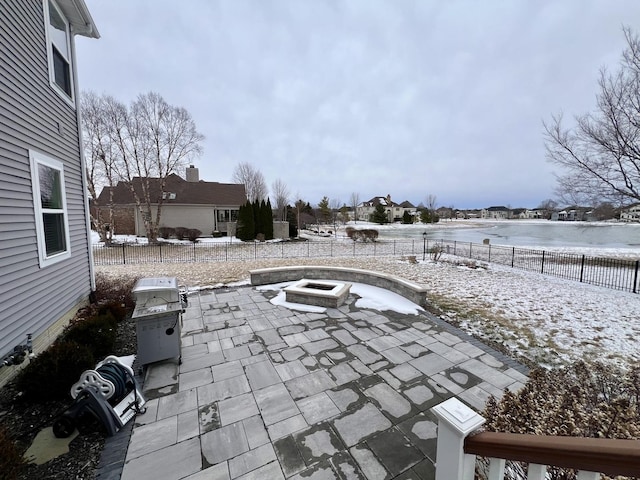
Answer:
249;265;428;307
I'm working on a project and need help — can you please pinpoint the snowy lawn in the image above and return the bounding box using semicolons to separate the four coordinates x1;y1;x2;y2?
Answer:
96;253;640;370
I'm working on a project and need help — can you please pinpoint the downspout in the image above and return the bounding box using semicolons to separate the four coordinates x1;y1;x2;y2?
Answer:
70;26;96;291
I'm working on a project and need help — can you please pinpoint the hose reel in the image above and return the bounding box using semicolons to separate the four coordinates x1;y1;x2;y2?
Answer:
53;355;146;438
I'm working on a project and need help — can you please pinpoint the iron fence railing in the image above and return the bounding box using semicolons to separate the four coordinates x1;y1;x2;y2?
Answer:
92;239;640;294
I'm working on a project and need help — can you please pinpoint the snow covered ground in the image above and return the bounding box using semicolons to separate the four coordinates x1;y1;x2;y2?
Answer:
93;221;640;370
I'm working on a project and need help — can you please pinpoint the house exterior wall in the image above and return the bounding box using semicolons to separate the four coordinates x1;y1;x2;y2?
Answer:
133;205;240;236
620;205;640;222
0;1;93;385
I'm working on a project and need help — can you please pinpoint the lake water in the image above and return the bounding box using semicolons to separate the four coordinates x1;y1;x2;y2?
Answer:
377;221;640;249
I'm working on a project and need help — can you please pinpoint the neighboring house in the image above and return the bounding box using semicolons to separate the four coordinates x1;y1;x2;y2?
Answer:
357;195;415;222
399;201;417;220
481;206;511;219
554;206;592;221
96;166;247;237
521;208;544;219
620;203;640;222
0;1;99;386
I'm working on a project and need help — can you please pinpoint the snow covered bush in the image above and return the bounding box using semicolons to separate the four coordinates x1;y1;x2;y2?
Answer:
480;361;640;479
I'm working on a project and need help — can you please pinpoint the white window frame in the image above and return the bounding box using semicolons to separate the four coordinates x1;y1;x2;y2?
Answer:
43;0;75;106
30;150;71;267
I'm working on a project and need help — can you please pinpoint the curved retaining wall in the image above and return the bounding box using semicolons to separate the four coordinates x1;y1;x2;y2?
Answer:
249;266;428;308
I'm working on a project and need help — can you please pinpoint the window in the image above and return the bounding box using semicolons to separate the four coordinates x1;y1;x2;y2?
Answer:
30;151;71;267
45;0;74;102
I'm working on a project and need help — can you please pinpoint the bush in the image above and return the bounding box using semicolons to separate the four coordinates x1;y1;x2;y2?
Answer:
0;425;24;480
362;229;378;241
346;228;378;242
158;226;175;239
174;227;188;240
16;341;95;401
212;230;223;238
94;272;138;312
345;227;356;240
186;228;201;242
481;361;640;479
429;244;443;261
64;312;117;359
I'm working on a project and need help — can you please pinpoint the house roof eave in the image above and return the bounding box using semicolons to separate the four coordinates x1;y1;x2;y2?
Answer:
57;0;100;38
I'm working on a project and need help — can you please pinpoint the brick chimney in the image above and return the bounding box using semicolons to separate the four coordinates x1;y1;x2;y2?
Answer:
186;165;199;182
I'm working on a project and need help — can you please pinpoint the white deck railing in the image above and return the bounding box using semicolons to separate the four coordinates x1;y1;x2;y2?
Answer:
431;398;640;480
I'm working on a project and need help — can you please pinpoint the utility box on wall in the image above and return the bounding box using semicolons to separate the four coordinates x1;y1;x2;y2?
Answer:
131;277;185;366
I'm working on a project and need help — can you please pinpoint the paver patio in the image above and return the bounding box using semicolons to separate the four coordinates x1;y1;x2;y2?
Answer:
117;283;528;480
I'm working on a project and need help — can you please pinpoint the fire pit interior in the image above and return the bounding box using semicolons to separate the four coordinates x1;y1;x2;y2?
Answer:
284;279;352;308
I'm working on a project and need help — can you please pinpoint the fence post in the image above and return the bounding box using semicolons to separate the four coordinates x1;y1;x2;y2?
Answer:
282;241;284;258
255;241;257;259
353;241;356;257
541;251;545;274
511;247;515;268
454;241;457;256
308;241;310;257
580;255;585;283
331;241;333;257
488;244;491;263
634;260;639;294
469;242;472;258
159;243;162;263
226;242;228;261
122;243;126;265
193;242;196;262
431;398;486;480
374;242;376;257
394;240;396;255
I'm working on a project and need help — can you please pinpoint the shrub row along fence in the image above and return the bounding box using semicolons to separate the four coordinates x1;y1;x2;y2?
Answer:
92;239;640;294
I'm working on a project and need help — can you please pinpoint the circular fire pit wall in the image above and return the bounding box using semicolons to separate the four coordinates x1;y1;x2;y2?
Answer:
284;279;352;308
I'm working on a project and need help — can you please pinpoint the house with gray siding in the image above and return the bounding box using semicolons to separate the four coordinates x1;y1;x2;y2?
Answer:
0;0;99;387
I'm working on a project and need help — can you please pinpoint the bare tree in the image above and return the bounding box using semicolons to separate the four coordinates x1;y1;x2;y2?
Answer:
82;91;204;243
537;198;558;219
329;198;342;234
232;162;268;202
294;198;308;237
82;91;118;243
350;192;360;224
544;27;640;206
425;194;438;223
271;178;290;221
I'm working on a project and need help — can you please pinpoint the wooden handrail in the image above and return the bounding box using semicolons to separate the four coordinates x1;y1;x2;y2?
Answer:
464;432;640;477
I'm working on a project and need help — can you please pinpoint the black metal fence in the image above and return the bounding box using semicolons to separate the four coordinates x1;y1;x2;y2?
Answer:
92;239;640;294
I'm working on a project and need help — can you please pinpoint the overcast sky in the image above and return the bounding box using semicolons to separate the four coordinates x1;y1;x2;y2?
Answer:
76;1;640;209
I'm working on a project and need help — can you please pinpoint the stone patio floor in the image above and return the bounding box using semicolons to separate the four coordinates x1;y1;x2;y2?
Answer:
114;284;528;480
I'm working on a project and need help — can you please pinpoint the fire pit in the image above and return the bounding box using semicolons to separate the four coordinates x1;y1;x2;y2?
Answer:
284;279;351;308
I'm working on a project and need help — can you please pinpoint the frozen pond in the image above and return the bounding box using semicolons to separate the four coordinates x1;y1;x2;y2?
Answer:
377;221;640;249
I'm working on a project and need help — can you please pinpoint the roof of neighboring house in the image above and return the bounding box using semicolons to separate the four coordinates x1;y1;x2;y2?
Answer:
97;174;247;206
361;196;401;208
485;206;510;211
399;200;415;208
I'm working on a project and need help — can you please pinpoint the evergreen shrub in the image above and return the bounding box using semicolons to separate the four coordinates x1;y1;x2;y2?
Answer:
187;228;201;242
0;425;24;480
16;341;95;401
174;227;188;240
158;226;175;239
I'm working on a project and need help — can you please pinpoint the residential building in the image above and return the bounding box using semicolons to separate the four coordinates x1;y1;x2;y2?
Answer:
95;166;247;237
620;203;640;222
481;206;511;219
356;195;416;222
0;0;99;386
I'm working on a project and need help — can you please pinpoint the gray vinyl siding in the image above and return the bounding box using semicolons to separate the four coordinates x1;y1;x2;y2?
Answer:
0;1;92;357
